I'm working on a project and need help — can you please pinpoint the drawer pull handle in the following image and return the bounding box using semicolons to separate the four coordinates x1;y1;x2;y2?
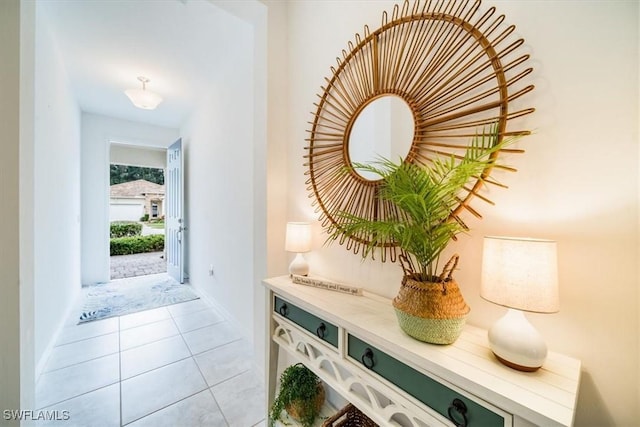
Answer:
278;303;288;317
361;348;375;369
447;398;468;427
316;323;326;339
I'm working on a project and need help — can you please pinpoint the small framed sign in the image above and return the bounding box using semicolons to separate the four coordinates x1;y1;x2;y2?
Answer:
291;275;363;296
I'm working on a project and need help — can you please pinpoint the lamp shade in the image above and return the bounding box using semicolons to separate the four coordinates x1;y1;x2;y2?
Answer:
481;236;559;313
285;222;311;253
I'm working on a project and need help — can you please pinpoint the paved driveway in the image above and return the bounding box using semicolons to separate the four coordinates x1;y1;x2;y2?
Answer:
110;251;166;279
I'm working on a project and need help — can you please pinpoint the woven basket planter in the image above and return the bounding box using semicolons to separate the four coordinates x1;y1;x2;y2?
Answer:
285;384;325;423
322;404;377;427
393;255;470;344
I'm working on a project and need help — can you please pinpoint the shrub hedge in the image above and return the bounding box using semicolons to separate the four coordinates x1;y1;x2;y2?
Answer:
110;234;164;256
110;221;142;238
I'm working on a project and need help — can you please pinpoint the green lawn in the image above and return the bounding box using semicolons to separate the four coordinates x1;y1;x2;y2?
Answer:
147;221;165;229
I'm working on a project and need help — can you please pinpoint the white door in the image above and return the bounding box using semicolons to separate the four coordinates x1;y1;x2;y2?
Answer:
166;138;185;283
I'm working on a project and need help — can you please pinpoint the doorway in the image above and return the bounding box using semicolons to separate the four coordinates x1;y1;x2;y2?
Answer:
109;143;167;280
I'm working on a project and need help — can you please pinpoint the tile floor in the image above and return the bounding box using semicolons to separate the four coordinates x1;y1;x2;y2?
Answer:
35;290;266;427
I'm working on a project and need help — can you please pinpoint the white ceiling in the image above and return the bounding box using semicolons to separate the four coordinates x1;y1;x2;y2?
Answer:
41;0;247;130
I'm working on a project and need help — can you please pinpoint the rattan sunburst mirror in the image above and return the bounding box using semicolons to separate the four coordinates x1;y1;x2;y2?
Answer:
305;0;534;261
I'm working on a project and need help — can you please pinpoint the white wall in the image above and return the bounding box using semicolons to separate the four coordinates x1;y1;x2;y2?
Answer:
19;0;37;413
33;4;83;375
287;2;638;426
260;0;289;376
81;114;178;284
110;144;166;169
181;3;258;346
210;0;287;378
0;0;23;420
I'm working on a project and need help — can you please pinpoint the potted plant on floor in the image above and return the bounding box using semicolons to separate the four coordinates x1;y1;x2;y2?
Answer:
270;363;325;427
329;126;520;344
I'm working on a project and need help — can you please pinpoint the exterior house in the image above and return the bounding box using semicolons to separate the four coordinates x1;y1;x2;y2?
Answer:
110;179;164;222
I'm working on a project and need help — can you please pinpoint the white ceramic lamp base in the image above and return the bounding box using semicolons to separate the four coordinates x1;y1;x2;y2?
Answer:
488;308;547;372
288;253;309;276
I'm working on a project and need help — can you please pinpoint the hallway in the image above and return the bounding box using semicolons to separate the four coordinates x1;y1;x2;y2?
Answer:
35;297;265;426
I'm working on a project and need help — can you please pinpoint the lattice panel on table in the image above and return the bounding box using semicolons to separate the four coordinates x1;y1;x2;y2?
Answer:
273;317;450;427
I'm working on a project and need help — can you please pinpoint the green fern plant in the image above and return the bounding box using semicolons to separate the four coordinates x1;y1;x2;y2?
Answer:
330;125;518;282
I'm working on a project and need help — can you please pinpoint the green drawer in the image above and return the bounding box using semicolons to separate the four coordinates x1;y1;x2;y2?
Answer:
274;296;338;348
348;334;505;427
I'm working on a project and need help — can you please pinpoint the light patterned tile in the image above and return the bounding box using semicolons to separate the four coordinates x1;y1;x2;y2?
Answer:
121;335;191;379
121;358;207;424
120;318;179;350
36;354;120;409
38;280;265;427
119;306;171;330
211;370;265;427
37;384;120;427
194;340;253;387
166;298;210;317
126;390;225;427
44;332;119;372
172;308;224;333
182;321;242;355
56;317;119;346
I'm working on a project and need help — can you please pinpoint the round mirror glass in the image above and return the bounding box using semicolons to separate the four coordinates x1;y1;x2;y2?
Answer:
348;95;415;180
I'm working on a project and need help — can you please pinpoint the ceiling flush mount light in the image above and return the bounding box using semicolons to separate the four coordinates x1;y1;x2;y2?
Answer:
125;76;163;110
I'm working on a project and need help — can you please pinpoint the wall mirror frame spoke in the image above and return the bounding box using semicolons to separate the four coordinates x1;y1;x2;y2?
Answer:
305;0;534;261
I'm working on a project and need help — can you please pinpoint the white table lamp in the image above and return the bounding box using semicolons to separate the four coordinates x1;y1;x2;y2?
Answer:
285;222;311;276
481;236;559;371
